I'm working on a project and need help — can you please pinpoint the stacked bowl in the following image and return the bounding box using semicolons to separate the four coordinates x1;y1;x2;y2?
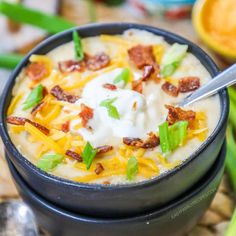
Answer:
0;23;229;236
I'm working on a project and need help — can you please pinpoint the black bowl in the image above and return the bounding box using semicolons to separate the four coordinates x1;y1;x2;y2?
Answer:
0;23;229;218
7;142;226;236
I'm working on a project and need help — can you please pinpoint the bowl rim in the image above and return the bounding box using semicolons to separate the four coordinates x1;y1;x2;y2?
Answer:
8;141;226;222
192;0;236;60
0;22;229;191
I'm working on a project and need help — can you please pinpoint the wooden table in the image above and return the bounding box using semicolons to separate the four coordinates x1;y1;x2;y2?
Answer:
0;1;234;235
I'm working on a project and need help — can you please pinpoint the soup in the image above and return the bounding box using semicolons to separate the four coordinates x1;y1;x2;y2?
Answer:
7;29;220;184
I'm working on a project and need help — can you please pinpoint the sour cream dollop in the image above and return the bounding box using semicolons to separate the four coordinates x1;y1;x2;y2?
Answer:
70;68;163;147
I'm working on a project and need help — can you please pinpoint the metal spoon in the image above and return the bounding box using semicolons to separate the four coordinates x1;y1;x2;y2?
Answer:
0;200;38;236
179;64;236;107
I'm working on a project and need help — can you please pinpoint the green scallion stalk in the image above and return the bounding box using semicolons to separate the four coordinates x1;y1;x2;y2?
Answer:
0;2;76;34
0;54;23;69
82;142;97;170
37;153;64;172
73;31;84;61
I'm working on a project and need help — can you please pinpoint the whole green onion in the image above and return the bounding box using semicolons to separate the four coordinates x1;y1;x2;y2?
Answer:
0;54;23;69
0;2;76;34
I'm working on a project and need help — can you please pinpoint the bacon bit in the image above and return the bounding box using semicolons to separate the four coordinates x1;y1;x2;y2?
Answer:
65;150;82;162
123;133;159;149
142;132;160;149
6;116;27;126
25;62;48;82
103;83;117;90
6;116;49;135
43;87;48;97
85;52;110;71
79;104;94;127
132;80;143;94
95;163;104;175
128;45;155;69
58;60;85;73
165;105;196;125
31;101;45;117
103;181;111;185
142;65;154;81
96;145;113;154
162;82;179;97
61;120;70;133
50;85;79;103
178;76;200;93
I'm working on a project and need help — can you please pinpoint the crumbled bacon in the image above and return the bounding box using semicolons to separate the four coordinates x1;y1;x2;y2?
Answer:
95;163;104;175
58;60;85;73
132;80;143;94
162;82;179;97
85;52;110;71
6;116;49;135
165;105;196;125
6;116;27;126
25;62;48;82
178;76;200;93
31;101;45;117
123;133;159;149
96;145;113;154
65;150;82;162
142;65;154;81
142;132;160;149
50;85;79;103
103;83;117;90
103;181;111;185
79;104;94;127
128;45;155;69
61;120;70;133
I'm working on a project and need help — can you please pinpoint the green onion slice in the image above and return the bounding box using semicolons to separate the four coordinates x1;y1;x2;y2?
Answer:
73;31;84;61
100;97;120;119
113;68;130;87
22;84;43;110
0;2;76;34
37;153;64;172
126;156;138;181
159;120;188;153
161;43;188;77
82;142;97;170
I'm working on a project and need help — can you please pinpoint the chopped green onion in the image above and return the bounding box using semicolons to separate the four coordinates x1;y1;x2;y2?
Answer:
37;153;64;171
0;54;23;69
22;84;43;110
159;121;188;153
161;62;179;78
113;68;130;87
161;43;188;77
73;31;84;61
159;121;170;153
100;97;120;119
225;209;236;236
82;142;97;170
126;156;138;181
169;121;188;151
0;2;76;34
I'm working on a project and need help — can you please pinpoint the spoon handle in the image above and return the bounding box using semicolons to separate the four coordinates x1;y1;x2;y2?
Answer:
179;64;236;107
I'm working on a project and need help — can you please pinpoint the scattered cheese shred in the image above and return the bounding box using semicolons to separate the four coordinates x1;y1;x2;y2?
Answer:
24;122;63;154
7;93;23;115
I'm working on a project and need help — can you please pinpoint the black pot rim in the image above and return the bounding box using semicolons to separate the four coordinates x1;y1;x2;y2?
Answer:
0;22;229;191
8;141;226;222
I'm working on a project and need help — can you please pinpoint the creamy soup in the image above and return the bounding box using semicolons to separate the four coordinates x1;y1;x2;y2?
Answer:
7;29;220;184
